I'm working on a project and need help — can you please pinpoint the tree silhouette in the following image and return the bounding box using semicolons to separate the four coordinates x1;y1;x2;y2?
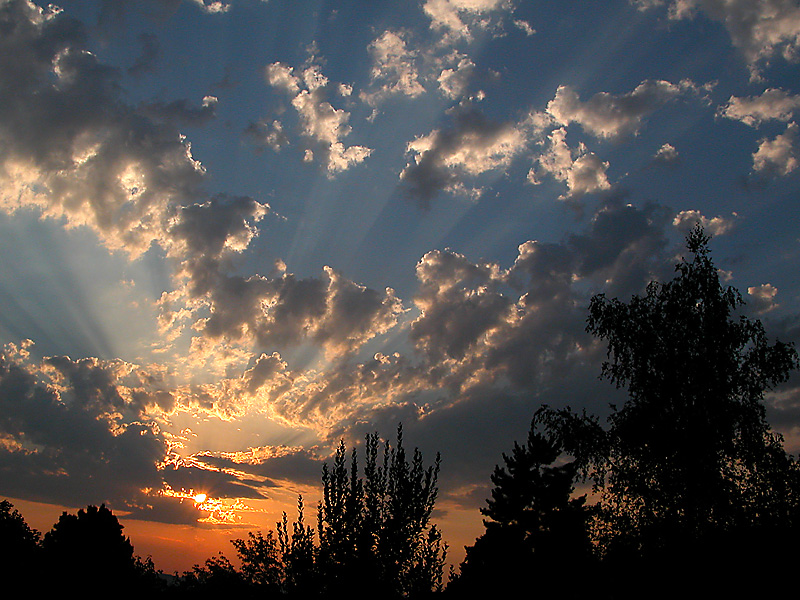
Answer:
175;553;252;598
41;504;143;593
226;425;445;598
317;425;445;598
539;226;800;595
0;499;40;583
451;414;593;597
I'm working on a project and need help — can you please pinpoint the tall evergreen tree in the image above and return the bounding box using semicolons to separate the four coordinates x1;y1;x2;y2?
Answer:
452;414;592;597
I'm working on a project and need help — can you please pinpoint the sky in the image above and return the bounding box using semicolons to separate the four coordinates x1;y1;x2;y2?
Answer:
2;0;800;573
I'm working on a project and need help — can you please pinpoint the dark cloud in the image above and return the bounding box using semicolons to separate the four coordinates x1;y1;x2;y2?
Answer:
0;0;205;254
400;108;530;207
128;32;160;77
160;464;268;500
195;447;325;487
0;344;167;511
137;96;218;127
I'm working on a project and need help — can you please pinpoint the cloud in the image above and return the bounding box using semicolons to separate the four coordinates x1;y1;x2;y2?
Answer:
0;0;207;256
400;109;532;206
547;80;698;139
513;19;536;35
653;143;680;164
244;119;289;152
264;61;372;175
360;29;488;111
192;445;324;486
748;283;780;314
672;209;737;235
437;54;477;100
752;122;799;176
181;201;676;439
634;0;800;75
0;341;170;513
529;127;611;198
137;95;218;127
187;0;230;13
166;264;406;365
360;30;427;106
719;88;800;126
423;0;512;41
128;32;160;77
411;250;511;362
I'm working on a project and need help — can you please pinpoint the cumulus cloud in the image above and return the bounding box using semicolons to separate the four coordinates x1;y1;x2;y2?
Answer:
719;88;800;126
673;209;737;235
529;127;611;198
0;341;171;515
752;122;799;175
0;0;206;255
264;61;372;174
411;250;511;362
360;30;426;106
161;263;406;366
634;0;800;75
547;80;698;139
423;0;512;41
513;19;536;35
244;119;289;152
653;143;680;163
168;200;677;440
360;29;487;110
437;54;477;100
748;283;780;313
401;109;532;206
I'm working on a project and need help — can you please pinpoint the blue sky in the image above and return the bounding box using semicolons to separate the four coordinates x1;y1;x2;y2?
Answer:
1;0;800;570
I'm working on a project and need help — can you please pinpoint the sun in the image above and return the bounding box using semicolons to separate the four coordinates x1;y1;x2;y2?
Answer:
193;493;207;504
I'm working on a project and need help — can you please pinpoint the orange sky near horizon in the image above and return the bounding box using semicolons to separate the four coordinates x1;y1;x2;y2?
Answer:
5;494;483;575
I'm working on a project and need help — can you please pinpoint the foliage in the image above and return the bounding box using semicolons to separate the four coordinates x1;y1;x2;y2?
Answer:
227;424;445;598
538;226;800;593
175;553;253;598
0;499;40;580
42;504;137;589
316;424;445;597
452;414;593;597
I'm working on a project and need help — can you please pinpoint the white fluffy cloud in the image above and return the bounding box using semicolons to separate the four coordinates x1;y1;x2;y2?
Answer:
753;122;799;175
654;143;680;163
720;88;800;126
673;209;737;235
401;109;532;205
748;283;780;313
529;127;611;198
265;62;372;174
0;0;209;256
547;80;697;139
361;30;426;105
635;0;800;75
423;0;512;41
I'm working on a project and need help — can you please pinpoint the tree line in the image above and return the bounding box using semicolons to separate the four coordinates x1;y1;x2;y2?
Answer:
2;226;799;597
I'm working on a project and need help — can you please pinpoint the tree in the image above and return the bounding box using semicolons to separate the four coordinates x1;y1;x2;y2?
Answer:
0;499;40;582
451;414;593;597
540;226;800;593
225;425;445;598
229;496;319;596
175;553;252;599
317;425;446;598
42;504;141;593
